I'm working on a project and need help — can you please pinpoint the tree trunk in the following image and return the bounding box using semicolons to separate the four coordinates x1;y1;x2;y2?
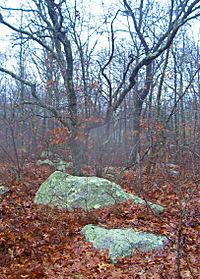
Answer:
129;93;143;166
46;0;82;175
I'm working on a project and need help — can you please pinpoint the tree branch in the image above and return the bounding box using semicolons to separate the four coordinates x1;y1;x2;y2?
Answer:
0;14;54;53
109;0;200;117
0;67;70;128
0;67;36;88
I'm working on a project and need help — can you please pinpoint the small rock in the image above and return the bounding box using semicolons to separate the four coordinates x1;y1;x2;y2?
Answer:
0;185;10;200
36;159;54;166
55;160;72;171
41;150;53;158
81;224;167;263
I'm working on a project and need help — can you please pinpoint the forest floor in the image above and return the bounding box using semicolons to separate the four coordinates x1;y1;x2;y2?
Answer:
0;162;199;278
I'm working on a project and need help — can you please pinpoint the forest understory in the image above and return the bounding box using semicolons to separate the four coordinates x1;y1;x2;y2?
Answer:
0;162;199;279
0;0;200;278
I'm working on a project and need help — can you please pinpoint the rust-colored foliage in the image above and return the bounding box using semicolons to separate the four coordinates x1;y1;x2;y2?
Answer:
50;127;71;145
0;163;199;278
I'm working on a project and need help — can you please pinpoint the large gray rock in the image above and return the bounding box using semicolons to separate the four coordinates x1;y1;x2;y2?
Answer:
34;171;164;213
81;224;167;263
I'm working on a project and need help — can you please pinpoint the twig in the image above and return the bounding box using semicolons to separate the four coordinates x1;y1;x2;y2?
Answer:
185;254;198;279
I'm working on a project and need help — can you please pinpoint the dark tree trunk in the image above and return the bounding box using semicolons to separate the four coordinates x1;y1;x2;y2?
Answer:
129;93;143;166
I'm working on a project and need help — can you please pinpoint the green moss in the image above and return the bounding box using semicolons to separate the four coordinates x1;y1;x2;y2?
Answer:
34;171;164;213
81;224;167;263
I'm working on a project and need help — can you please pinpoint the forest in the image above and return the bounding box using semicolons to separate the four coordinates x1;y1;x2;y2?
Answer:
0;0;199;278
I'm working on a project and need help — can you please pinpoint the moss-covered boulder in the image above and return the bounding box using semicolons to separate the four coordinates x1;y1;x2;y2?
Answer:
34;171;164;213
81;224;167;263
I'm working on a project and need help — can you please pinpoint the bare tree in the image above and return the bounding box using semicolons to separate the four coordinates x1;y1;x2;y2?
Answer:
0;0;199;174
100;0;200;166
0;0;83;174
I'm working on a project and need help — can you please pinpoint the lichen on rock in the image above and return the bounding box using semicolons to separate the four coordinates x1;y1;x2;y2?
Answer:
34;171;164;213
81;224;167;263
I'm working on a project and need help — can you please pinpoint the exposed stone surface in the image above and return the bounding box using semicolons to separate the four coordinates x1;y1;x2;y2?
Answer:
55;160;72;171
0;185;10;195
36;159;54;166
34;171;164;213
81;224;167;263
36;159;72;171
159;162;180;176
41;150;53;159
0;185;10;201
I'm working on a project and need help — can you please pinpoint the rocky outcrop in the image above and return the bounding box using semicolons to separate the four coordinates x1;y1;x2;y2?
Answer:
34;171;164;213
81;224;167;263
